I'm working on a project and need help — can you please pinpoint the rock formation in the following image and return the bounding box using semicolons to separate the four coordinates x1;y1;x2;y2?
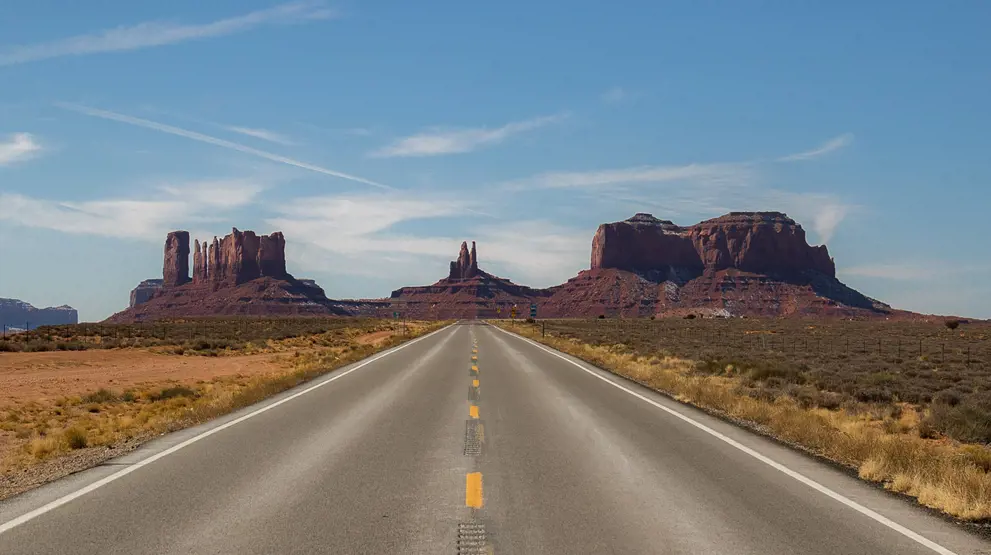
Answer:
115;228;339;321
197;228;290;285
192;240;207;284
258;232;287;278
544;211;886;318
129;279;164;307
591;212;834;277
162;231;190;287
449;241;480;281
392;240;550;318
0;298;78;330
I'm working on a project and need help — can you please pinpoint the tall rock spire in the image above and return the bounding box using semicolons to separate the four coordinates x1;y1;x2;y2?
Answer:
162;231;190;287
469;241;478;277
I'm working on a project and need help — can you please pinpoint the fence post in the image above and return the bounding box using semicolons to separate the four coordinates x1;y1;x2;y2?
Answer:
942;343;945;364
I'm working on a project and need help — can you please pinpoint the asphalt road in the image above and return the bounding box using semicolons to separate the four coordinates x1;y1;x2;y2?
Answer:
2;321;990;554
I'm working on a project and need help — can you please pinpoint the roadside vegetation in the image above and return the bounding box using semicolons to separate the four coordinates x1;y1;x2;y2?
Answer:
0;318;447;499
497;317;991;521
0;317;409;355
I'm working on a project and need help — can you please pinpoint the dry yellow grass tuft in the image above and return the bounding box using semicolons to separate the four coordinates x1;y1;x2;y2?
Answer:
497;321;991;521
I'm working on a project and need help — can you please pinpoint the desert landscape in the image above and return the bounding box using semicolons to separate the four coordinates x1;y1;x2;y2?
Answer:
1;210;989;523
0;318;445;499
499;317;991;519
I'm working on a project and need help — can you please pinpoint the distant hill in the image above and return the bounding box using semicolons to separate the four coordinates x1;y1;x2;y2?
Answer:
0;298;78;330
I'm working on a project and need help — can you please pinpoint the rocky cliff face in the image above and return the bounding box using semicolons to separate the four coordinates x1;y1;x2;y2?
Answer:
0;298;78;329
449;241;480;281
129;279;164;307
591;212;835;278
162;231;190;287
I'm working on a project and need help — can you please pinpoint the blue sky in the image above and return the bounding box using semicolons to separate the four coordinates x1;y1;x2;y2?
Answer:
0;1;988;321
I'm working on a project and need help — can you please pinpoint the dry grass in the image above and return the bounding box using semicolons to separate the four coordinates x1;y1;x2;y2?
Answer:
497;320;991;521
0;319;447;483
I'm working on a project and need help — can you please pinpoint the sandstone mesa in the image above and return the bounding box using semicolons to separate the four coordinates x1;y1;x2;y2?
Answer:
104;211;917;322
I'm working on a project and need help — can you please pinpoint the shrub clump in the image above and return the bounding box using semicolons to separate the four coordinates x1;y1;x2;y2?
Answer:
151;386;198;401
64;428;88;449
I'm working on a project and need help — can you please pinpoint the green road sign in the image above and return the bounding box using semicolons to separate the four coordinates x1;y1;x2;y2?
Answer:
530;304;537;318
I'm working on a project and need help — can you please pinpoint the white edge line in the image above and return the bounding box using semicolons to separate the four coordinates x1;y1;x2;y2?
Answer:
0;324;454;535
489;325;958;555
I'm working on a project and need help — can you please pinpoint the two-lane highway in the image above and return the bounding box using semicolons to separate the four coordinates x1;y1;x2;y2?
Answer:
1;322;989;554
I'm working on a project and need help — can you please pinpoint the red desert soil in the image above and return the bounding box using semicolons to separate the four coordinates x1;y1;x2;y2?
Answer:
356;330;396;346
0;350;292;407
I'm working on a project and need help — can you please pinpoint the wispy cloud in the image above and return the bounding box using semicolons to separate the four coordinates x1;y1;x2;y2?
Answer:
56;102;390;190
601;86;639;105
0;133;42;166
501;162;754;190
267;194;467;255
778;133;854;162
0;1;334;66
841;263;939;281
267;193;589;289
370;113;569;158
474;221;588;286
0;180;263;240
223;126;295;146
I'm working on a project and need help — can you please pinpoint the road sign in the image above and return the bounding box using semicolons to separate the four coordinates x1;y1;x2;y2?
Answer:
393;312;399;320
510;307;517;318
497;308;501;314
530;304;537;318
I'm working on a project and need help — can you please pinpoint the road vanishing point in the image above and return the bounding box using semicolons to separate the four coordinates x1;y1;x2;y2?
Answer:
2;322;989;554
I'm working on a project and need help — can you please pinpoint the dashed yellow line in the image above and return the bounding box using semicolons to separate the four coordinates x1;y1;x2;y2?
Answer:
471;364;479;372
471;355;478;362
472;379;479;388
466;472;483;508
469;404;479;419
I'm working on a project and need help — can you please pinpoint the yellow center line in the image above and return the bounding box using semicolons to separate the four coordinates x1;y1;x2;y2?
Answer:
471;365;478;372
466;472;483;508
469;404;479;419
472;379;479;388
471;355;477;361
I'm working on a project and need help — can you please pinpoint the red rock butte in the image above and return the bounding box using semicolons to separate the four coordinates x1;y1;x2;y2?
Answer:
108;228;345;323
106;212;921;322
590;212;835;277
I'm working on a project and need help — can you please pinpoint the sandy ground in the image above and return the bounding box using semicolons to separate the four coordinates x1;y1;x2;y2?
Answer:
0;330;397;407
356;330;395;346
0;349;294;407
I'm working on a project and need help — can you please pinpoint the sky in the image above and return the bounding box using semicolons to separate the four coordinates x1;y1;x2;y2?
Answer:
0;1;989;322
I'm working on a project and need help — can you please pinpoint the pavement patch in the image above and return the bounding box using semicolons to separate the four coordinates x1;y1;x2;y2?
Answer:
464;420;483;455
457;521;488;554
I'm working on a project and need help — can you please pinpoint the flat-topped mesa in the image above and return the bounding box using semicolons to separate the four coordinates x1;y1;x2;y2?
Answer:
591;211;836;277
448;240;480;280
163;231;191;287
691;212;835;276
591;214;700;273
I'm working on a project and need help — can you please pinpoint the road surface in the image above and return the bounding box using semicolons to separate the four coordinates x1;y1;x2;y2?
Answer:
1;322;989;554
